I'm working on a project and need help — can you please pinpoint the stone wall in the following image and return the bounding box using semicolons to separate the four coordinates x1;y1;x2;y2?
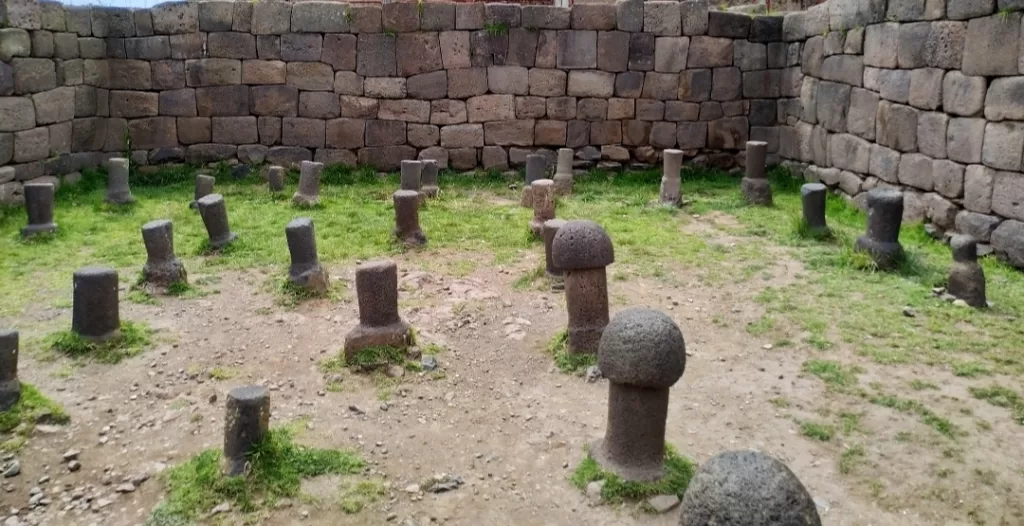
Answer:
0;0;793;198
777;0;1024;267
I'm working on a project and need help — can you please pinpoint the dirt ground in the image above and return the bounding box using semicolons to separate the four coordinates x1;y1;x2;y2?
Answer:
2;212;1020;526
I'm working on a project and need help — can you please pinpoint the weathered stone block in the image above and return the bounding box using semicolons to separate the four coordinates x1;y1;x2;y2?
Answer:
963;13;1020;76
708;11;750;38
158;88;196;117
108;89;157;119
341;96;379;119
743;70;780;98
290;2;349;33
992;170;1024;221
876;102;919;152
31;86;74;125
169;33;204;59
455;3;484;30
297;91;339;119
863;23;898;68
249;85;298;116
487;66;528;95
847;87;878;141
379;99;430;123
985;77;1024;121
13;127;48;162
964;164;994;212
175;117;210;145
242;60;286;85
898;153;934;191
924;21;964;69
357;34;396;77
547;97;577;120
933;159;964;198
430;100;467;125
644;2;680;36
151;59;186;90
571;4;615;30
628;33;655;71
699;102;723;121
655;37;690;74
199;1;234;32
506;28;538;68
679;1;709;36
407;124;439;148
467;94;515;122
557;30;597;70
211;116;257;144
942;71;985;117
678;69;711;103
207;32;255;60
876;69;910;104
947;118;986;164
481;145;507;169
590;121;622;145
982;121;1024;171
485;4;521;28
535;120;566;146
421;3;456;31
711;67;741;102
326;118;365;149
597;31;629;73
195;85;249;117
185;58;240;87
11;58;56;94
829;0;886;31
232;2;253;32
439;31;470;70
91;8;135;38
830;133;871;173
397;33;443;77
608;98;635;120
485;120;533;146
677;121;707;150
707;116;748;150
816;80;851;133
349;5;382;34
615;71;644;99
688;36;733;68
917;111;948;159
896;22;930;69
750;15;783;42
280;33;321;62
440;123;484;148
568;70;614;98
128;116;176;149
281;117;324;148
908;68;943;111
363;77;405;99
516;96;546;119
956;210;1001;242
947;0;996;20
641;72;678;101
287;62;333;91
528;68;565;97
576;98;607;121
251;1;291;35
733;41;766;72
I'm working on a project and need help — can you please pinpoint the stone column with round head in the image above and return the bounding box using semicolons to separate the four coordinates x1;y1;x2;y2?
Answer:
800;183;829;237
141;219;187;287
543;219;567;289
854;188;904;269
529;179;556;237
267;166;286;193
286;217;329;294
400;160;423;192
72;267;121;342
0;330;20;412
592;308;685;482
21;183;57;237
292;161;323;207
552;220;614;355
554;148;574;196
197;194;238;250
105;158;135;205
344;260;413;361
421;160;440;198
522;154;547;208
190;173;215;209
223;385;270;477
393;190;427;247
660;149;683;206
948;235;986;308
680;450;821;526
741;141;772;205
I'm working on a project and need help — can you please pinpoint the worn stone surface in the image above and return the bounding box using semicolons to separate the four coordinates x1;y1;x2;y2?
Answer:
947;117;986;164
963;13;1020;76
985;77;1024;122
982;122;1024;171
992;219;1024;268
688;36;733;69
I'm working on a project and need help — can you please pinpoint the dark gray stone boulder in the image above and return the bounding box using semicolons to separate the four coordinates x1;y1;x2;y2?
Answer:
598;307;685;389
552;220;614;270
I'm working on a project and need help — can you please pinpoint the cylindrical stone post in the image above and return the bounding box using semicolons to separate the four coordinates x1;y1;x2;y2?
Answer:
660;149;683;206
344;260;413;361
292;161;323;207
552;221;615;355
592;308;685;482
530;179;556;237
553;148;574;197
948;235;987;308
0;330;20;412
268;166;286;193
522;154;547;208
105;158;135;205
141;219;187;287
854;188;904;270
400;160;423;192
21;183;58;237
543;219;567;288
741;141;773;205
800;183;829;237
190;174;215;209
197;194;238;249
72;267;121;342
223;385;270;477
421;160;440;198
393;190;427;247
286;217;329;294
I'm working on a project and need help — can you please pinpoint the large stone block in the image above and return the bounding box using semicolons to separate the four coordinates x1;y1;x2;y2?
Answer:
446;67;486;99
985;77;1024;121
644;2;680;36
908;68;943;111
280;33;321;62
898;153;934;191
251;1;291;35
743;70;780;98
557;30;597;70
467;94;515;122
733;41;766;72
750;15;783;42
298;91;340;119
379;99;430;123
917;111;948;159
407;124;439;148
654;37;690;74
91;8;135;38
577;98;607;121
13;127;48;162
712;67;741;102
185;58;241;87
177;116;211;145
484;120;533;146
124;36;171;61
708;11;750;39
816;81;851;133
151;2;198;34
942;71;985;117
590;121;621;145
964;164;994;212
431;100;467;125
485;4;521;28
847;87;878;141
363;77;406;99
529;68;567;97
534;120;566;146
357;34;396;77
290;2;349;33
349;5;382;34
383;2;419;33
440;123;484;148
322;34;356;71
341;96;379;119
677;121;707;150
830;133;871;173
286;62;333;91
439;31;471;70
783;5;828;42
109;89;157;119
992;171;1024;221
31;86;74;124
506;28;538;68
169;33;205;59
232;2;253;32
207;32;256;60
963;13;1020;76
947;118;985;164
679;69;712;102
11;58;56;94
546;96;577;120
250;85;297;116
956;210;1001;242
614;71;644;99
264;146;311;167
688;37;733;69
199;1;234;32
982;122;1024;171
628;33;655;71
863;23;898;68
679;0;709;36
212;116;257;144
924;21;965;69
407;71;447;100
195;85;249;116
877;69;911;104
488;66;528;95
933;159;964;198
897;22;930;69
53;33;80;60
397;33;443;77
242;60;286;85
876;102;918;152
159;88;196;117
829;0;886;31
326;118;365;149
567;70;614;98
641;72;678;101
597;31;628;73
571;4;615;30
282;117;325;148
707;116;748;150
128;116;176;149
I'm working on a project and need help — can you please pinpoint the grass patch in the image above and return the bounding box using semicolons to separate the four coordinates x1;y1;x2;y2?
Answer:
570;445;696;509
969;385;1024;426
0;383;69;451
270;277;343;307
46;321;152;364
910;380;939;391
839;411;864;435
339;478;387;514
801;359;863;391
345;346;405;369
545;329;598;375
145;428;364;525
208;367;237;381
870;394;964;439
799;421;835;441
512;265;546;291
839;443;866;475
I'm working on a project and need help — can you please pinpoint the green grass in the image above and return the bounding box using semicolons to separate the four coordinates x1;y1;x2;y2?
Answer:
145;428;364;525
969;385;1024;426
545;329;598;374
270;276;344;307
869;394;964;439
0;383;69;451
339;478;387;514
801;359;864;391
345;346;405;369
570;445;696;509
838;443;866;475
512;265;546;291
45;321;153;364
800;421;835;441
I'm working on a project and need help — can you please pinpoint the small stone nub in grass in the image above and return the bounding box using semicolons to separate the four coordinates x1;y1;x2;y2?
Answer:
546;330;598;375
570;445;696;511
1;383;69;451
46;321;152;364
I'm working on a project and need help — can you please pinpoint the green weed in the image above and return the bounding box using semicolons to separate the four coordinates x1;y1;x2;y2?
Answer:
545;329;597;375
800;421;835;442
570;445;695;509
839;443;865;475
801;360;863;391
346;346;405;369
0;384;69;451
340;478;387;514
46;321;152;364
870;394;964;439
969;385;1024;426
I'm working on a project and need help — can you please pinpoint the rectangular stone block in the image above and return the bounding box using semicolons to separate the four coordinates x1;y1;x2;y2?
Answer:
456;3;484;30
820;55;863;87
743;70;780;99
290;2;349;33
546;97;577;120
350;5;383;34
365;119;406;146
943;71;986;117
947;117;986;164
175;116;209;145
199;1;234;32
298;91;340;119
158;88;196;117
322;34;357;72
644;2;680;36
282;117;325;148
908;68;943;111
506;28;538;68
708;11;750;38
641;72;678;100
557;30;597;70
876;101;919;153
379;99;430;123
655;37;689;74
185;58;240;87
985;77;1024;121
440;123;484;148
688;37;733;69
596;31;628;73
816;80;851;133
195;85;249;116
485;4;521;28
281;33;322;62
869;142;901;183
991;170;1024;221
918;111;948;159
357;34;397;78
128;116;176;149
679;69;711;103
91;8;135;38
212;116;257;144
963;13;1020;76
590;121;622;145
397;33;443;77
666;101;699;122
567;70;614;98
287;62;333;92
170;33;205;59
925;21;965;69
326;118;365;149
572;4;616;30
364;77;406;99
340;96;379;119
847;87;878;141
707;116;748;150
615;71;644;99
982;121;1024;171
242;60;286;85
207;32;256;60
439;31;471;70
534;120;566;146
711;67;741;102
877;69;911;104
898;152;934;191
250;85;298;116
421;3;456;31
430;100;467;125
109;90;157;118
467;94;515;122
251;1;291;35
864;23;898;68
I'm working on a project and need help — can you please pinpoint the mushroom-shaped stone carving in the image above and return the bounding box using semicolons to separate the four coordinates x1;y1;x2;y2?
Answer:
552;220;615;355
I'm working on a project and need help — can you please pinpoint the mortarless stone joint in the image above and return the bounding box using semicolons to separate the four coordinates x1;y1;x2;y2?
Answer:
197;194;238;250
292;161;324;207
948;235;987;308
72;267;121;343
105;158;135;205
344;260;414;362
741;141;772;206
21;183;58;238
223;385;270;477
591;308;686;482
0;330;20;412
552;220;615;355
286;217;329;295
141;219;187;287
854;188;905;270
393;189;427;247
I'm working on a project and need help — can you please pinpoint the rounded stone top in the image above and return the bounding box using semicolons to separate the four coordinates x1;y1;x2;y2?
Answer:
0;329;17;348
800;183;826;196
866;187;903;207
597;308;685;389
197;193;224;206
679;450;821;526
394;189;420;200
950;234;978;262
746;140;768;149
533;179;554;188
551;220;614;270
286;217;313;231
300;160;324;170
357;259;397;275
228;385;269;404
73;266;117;279
142;219;172;232
196;172;216;181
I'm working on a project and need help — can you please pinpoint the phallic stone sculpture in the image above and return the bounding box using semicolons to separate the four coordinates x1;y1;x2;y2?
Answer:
521;154;547;208
741;141;772;205
191;173;215;209
421;160;440;198
197;194;238;250
393;190;427;247
21;183;58;238
223;385;270;476
854;188;905;270
400;160;423;192
285;217;329;294
105;158;135;205
0;330;20;412
529;179;556;237
679;450;821;526
553;148;574;197
591;308;686;482
72;267;121;342
947;235;987;308
543;219;568;288
292;161;323;207
800;183;830;237
344;260;413;361
660;149;683;206
268;166;286;193
141;219;187;287
552;220;614;355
